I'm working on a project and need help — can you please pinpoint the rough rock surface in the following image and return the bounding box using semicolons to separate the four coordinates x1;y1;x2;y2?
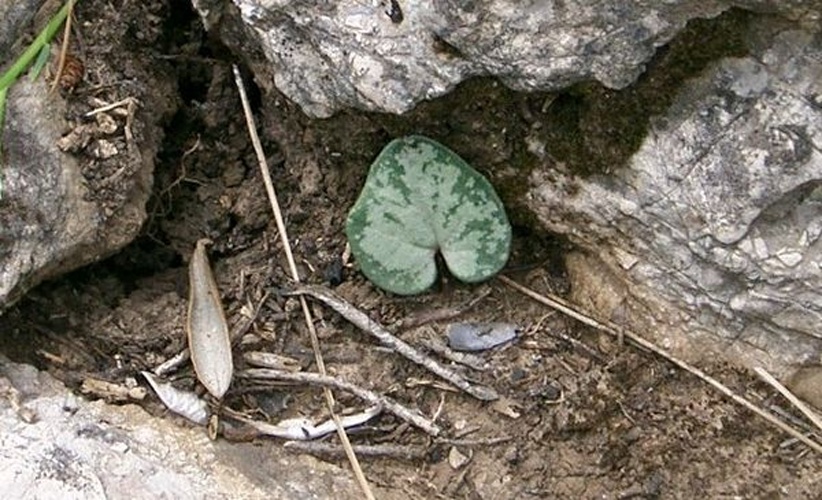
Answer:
214;0;820;117
0;355;374;499
0;0;40;57
0;78;150;311
528;20;822;377
0;2;176;311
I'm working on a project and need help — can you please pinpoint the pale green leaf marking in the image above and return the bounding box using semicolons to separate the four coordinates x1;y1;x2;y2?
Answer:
346;135;512;295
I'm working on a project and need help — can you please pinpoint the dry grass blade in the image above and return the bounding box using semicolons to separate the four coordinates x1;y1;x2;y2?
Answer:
498;274;822;454
754;366;822;435
232;65;374;499
50;0;76;94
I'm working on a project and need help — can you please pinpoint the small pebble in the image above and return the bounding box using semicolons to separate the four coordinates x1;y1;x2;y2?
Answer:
448;446;472;469
446;322;519;351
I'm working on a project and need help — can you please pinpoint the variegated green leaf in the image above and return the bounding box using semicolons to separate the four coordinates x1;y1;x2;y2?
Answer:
346;135;511;295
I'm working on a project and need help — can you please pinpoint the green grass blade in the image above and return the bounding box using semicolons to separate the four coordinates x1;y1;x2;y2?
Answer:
29;44;52;82
0;1;71;91
0;86;7;199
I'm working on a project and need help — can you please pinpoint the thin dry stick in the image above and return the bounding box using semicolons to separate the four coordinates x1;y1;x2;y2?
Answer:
284;441;427;461
420;334;488;371
436;435;514;446
498;274;822;454
286;284;499;401
229;291;270;344
50;0;75;94
754;366;822;435
232;66;374;499
84;97;135;117
241;368;441;436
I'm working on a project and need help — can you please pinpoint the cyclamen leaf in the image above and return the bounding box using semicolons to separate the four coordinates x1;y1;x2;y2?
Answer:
346;135;511;295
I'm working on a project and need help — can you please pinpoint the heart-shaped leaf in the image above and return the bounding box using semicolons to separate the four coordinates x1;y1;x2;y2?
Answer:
346;135;511;295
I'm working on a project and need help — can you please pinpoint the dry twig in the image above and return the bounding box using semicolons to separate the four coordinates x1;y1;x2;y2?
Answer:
50;0;75;94
284;441;427;461
418;331;488;371
436;435;514;446
754;366;822;435
241;368;442;437
498;274;822;454
284;284;499;401
233;66;374;499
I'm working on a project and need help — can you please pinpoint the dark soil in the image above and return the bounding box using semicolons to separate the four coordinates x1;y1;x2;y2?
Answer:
1;1;820;498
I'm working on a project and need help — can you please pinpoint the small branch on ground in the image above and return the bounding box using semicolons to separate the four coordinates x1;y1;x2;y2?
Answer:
240;368;442;437
498;274;822;454
284;441;428;461
284;284;499;401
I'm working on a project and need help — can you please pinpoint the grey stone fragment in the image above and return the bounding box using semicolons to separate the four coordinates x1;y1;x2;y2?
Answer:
527;22;822;376
446;322;519;352
0;0;40;57
208;0;820;117
0;355;375;499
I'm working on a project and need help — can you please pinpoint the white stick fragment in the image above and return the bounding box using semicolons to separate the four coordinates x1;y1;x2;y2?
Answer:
153;348;190;377
187;239;234;399
241;368;442;436
142;371;209;426
228;406;382;441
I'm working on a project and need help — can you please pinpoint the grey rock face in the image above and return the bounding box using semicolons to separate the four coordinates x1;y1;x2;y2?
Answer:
0;0;40;57
0;355;373;499
528;23;822;375
224;0;819;118
0;2;176;311
0;77;152;310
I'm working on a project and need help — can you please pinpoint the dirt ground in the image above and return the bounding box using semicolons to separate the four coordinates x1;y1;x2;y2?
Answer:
2;1;821;498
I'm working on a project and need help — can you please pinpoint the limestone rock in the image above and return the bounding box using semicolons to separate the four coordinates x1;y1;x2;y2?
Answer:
204;0;820;117
527;22;822;376
0;355;374;499
0;3;176;311
0;0;40;57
